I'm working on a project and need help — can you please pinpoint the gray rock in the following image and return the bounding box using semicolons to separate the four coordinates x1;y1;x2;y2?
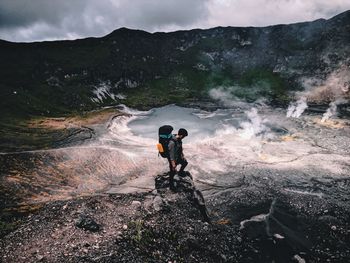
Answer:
131;200;142;209
153;196;164;211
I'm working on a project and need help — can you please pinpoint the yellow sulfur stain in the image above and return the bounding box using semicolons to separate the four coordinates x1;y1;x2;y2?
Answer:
259;154;269;160
313;118;349;129
217;218;231;225
281;134;298;141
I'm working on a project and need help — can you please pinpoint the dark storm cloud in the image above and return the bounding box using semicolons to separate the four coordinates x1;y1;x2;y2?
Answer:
0;0;350;42
120;0;208;28
0;0;209;42
0;1;83;28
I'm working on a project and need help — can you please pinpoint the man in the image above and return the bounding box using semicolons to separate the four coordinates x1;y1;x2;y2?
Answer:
168;128;188;190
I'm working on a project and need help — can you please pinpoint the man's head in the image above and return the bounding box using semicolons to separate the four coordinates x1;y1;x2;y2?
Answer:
178;128;188;139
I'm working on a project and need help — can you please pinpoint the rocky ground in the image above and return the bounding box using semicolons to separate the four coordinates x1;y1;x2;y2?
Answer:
0;108;123;153
1;172;349;263
1;105;350;262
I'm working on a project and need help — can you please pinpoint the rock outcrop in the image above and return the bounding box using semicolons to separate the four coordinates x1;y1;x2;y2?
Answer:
1;169;349;262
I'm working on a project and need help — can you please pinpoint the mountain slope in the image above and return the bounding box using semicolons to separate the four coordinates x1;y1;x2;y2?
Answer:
1;10;350;118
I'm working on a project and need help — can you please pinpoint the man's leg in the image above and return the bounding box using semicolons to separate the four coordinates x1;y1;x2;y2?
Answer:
178;158;188;175
168;158;176;190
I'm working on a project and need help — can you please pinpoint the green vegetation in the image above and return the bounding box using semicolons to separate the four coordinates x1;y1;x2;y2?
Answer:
236;69;290;103
122;68;291;108
123;68;209;108
128;220;154;246
206;69;235;88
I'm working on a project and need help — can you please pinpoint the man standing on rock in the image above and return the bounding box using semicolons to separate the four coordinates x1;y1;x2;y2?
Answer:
168;128;188;190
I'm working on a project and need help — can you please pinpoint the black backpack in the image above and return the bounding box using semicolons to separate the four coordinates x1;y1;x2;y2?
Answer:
157;125;174;158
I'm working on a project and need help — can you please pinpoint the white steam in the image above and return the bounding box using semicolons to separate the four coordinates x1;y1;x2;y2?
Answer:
208;86;243;108
287;65;350;119
323;66;350;96
239;108;270;139
306;67;349;103
208;86;268;109
286;97;308;118
321;98;348;122
321;101;338;122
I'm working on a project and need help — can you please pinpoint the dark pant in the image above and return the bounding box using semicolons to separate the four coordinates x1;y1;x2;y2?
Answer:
168;157;188;188
177;157;188;173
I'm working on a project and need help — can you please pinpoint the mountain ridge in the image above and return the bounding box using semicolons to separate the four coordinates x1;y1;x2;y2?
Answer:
0;9;349;118
3;9;350;44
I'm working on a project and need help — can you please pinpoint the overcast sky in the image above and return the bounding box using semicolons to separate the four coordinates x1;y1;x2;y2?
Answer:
1;0;350;42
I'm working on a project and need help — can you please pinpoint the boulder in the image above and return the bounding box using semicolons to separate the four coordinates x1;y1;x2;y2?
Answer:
131;200;142;209
75;214;100;232
153;196;164;211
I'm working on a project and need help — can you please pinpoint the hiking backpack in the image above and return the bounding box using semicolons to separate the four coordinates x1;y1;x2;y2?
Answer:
157;125;174;158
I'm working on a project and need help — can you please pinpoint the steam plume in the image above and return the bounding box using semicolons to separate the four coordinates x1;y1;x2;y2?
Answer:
286;97;308;118
321;98;348;122
240;108;269;139
208;86;244;108
305;66;350;102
